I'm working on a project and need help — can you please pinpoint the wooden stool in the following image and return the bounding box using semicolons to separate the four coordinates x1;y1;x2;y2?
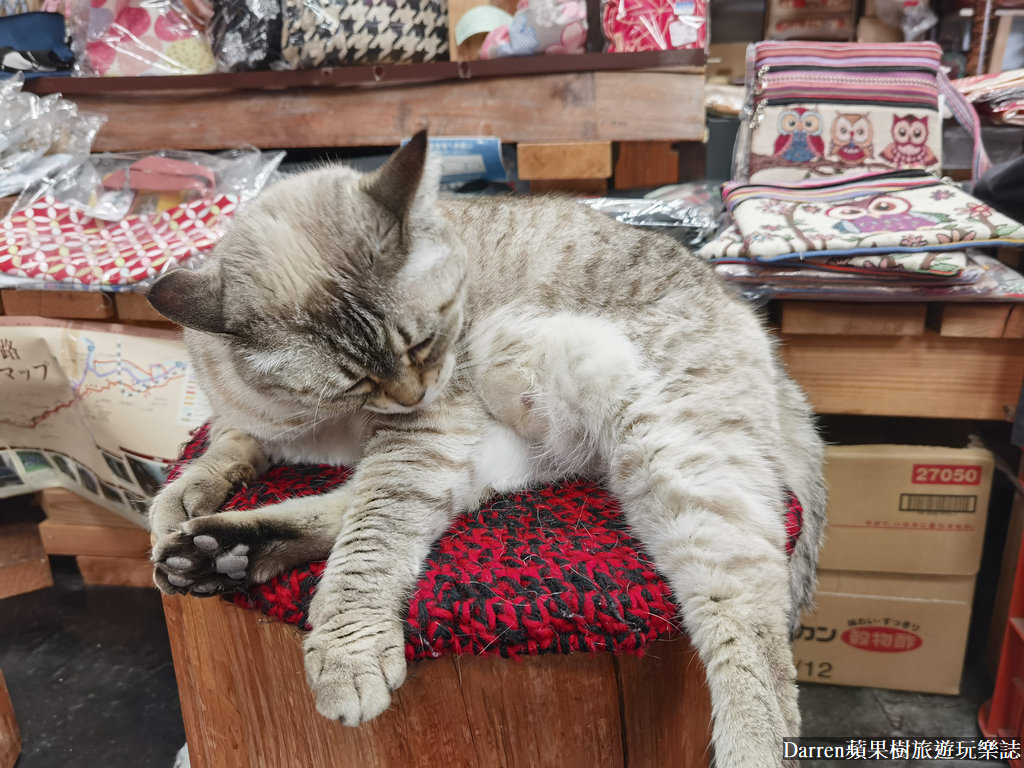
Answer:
163;595;712;768
0;671;20;768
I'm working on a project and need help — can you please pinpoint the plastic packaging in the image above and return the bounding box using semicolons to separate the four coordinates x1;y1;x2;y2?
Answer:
874;0;936;41
0;73;105;197
70;0;217;76
580;183;722;246
602;0;707;52
207;0;282;71
478;0;588;59
1;148;284;290
714;252;1024;303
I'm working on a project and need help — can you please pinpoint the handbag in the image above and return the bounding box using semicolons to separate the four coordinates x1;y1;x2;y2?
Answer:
280;0;449;68
697;169;1024;265
734;41;991;184
0;11;74;77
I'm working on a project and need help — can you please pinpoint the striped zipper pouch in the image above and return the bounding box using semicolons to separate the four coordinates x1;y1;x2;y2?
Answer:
735;41;990;184
697;170;1024;263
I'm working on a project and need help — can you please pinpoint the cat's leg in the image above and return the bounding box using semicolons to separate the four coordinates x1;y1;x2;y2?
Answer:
303;395;484;725
774;375;828;635
151;489;349;595
149;426;268;536
610;409;800;768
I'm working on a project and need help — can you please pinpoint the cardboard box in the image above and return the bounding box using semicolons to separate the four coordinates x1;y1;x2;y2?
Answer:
820;445;994;576
795;571;976;694
857;16;902;42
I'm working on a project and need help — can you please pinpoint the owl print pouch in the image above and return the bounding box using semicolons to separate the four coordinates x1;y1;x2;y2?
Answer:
735;41;990;184
698;170;1024;262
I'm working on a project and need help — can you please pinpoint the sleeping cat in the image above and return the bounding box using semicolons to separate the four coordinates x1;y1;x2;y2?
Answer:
146;131;826;767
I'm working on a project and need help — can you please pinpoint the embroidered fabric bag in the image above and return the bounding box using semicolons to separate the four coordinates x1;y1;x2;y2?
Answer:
280;0;449;68
698;170;1024;263
735;41;990;184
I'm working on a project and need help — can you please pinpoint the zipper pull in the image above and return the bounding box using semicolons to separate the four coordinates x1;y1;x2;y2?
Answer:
749;99;767;129
754;65;770;96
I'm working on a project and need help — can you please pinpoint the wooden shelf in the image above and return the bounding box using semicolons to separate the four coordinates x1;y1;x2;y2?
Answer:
27;56;706;152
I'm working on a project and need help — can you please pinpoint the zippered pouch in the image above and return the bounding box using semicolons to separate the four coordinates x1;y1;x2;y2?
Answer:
735;41;990;183
697;170;1024;262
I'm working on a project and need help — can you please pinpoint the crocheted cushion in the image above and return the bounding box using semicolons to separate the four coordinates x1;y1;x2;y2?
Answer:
171;426;804;660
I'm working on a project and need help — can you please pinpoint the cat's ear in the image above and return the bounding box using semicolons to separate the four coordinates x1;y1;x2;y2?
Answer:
146;265;232;335
360;129;437;222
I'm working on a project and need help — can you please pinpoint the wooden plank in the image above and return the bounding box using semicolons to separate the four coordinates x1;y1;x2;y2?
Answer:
0;671;19;768
780;302;926;336
40;489;141;529
114;292;177;326
162;594;712;768
454;653;624;768
939;304;1013;338
0;290;114;320
528;178;608;195
163;595;479;768
517;142;613;181
74;72;705;152
76;555;155;588
779;330;1024;420
38;520;151;559
612;141;681;190
0;521;53;600
1003;305;1024;338
617;639;712;768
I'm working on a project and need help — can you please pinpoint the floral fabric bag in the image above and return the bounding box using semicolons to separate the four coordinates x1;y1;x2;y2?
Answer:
698;170;1024;265
735;41;990;184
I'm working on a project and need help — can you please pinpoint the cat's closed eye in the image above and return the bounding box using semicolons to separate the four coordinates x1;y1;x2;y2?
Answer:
407;336;435;364
345;378;374;395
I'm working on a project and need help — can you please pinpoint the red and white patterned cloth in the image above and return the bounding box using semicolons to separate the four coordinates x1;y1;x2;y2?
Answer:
0;194;236;287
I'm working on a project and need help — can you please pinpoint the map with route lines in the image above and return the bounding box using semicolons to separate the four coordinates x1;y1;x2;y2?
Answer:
0;317;210;525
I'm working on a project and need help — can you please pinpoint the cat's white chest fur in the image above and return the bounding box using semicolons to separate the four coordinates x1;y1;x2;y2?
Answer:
472;422;547;494
467;308;645;488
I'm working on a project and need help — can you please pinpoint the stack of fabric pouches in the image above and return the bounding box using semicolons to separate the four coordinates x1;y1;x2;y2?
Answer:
699;41;1024;302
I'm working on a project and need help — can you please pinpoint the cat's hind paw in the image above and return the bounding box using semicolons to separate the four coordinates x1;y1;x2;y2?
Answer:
304;616;407;725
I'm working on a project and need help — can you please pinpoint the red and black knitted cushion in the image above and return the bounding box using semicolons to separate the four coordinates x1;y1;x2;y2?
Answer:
170;425;804;660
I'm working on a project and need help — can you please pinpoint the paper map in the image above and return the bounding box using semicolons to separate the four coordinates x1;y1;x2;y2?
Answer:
0;317;211;527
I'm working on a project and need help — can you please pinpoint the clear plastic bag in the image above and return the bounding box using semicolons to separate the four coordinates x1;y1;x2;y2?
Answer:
1;148;284;290
69;0;217;76
0;73;105;197
874;0;936;41
579;183;723;246
207;0;282;71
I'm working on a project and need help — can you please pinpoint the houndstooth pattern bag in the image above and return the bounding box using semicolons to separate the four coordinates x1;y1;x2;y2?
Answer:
281;0;449;68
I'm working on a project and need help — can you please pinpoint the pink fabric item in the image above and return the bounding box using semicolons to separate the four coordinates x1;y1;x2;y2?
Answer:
0;194;236;287
602;0;707;52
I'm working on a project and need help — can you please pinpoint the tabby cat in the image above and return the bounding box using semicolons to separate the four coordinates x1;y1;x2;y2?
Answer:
147;132;826;767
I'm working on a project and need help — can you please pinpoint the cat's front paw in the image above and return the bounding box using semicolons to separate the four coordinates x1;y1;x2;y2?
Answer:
148;470;241;536
151;526;251;596
303;615;407;725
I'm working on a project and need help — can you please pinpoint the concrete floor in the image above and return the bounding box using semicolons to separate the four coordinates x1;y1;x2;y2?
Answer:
0;556;1004;768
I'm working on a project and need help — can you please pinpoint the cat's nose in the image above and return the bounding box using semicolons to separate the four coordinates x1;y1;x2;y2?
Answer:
384;383;426;408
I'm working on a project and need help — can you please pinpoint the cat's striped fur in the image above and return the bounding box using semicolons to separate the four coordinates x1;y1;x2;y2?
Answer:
148;132;826;767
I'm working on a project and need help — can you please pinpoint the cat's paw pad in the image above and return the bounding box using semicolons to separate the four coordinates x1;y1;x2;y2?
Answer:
304;618;407;725
151;525;253;596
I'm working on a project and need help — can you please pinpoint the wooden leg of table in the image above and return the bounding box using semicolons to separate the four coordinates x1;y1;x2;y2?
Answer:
162;595;712;768
0;671;20;768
